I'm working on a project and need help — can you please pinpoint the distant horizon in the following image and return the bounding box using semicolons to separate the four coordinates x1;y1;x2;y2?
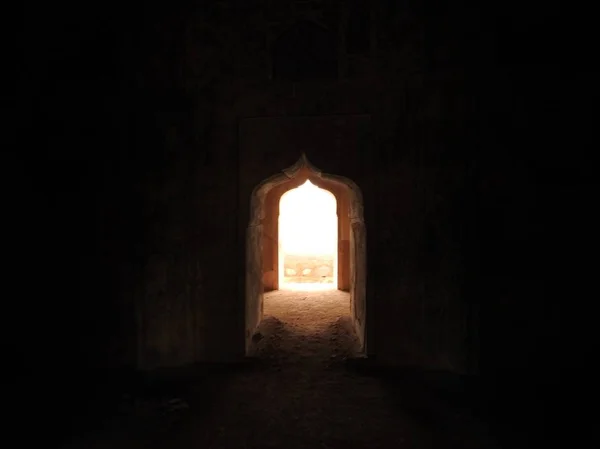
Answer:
279;179;337;255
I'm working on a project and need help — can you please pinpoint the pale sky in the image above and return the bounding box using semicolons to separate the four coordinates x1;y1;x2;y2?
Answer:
279;180;337;256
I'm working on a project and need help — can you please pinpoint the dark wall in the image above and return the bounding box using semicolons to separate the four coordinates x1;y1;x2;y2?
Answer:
13;0;595;445
13;0;206;441
462;2;596;442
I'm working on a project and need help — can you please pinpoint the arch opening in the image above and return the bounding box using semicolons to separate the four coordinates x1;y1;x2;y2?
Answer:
278;180;338;291
245;154;367;356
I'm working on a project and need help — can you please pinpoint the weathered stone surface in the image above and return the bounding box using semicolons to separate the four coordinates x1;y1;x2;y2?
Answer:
93;0;479;374
20;5;584;444
122;0;473;371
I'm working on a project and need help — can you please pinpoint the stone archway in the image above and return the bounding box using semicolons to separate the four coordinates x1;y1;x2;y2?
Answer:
245;154;367;354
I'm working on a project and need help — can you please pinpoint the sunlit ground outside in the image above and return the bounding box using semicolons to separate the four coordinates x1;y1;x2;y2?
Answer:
278;180;337;291
279;282;335;291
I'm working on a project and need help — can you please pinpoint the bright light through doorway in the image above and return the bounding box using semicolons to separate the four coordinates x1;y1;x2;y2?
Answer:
278;180;337;291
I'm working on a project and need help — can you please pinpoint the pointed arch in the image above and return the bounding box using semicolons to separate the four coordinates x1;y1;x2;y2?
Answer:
245;153;367;353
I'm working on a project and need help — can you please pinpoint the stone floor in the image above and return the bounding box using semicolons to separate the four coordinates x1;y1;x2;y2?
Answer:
65;289;503;449
262;288;353;336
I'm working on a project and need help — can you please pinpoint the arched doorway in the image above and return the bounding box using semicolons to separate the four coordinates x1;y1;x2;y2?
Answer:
245;154;367;354
278;180;338;290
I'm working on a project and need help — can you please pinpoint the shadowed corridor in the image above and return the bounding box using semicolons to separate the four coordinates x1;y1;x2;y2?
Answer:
13;2;593;449
65;292;499;449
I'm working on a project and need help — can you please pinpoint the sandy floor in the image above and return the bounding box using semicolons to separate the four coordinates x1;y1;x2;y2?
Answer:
66;289;500;449
261;288;355;339
188;289;429;449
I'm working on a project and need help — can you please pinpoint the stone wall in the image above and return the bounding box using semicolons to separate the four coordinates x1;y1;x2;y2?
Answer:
282;254;335;284
121;0;476;372
18;5;587;435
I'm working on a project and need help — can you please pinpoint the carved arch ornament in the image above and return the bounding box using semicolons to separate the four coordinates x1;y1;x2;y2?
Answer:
248;153;364;226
